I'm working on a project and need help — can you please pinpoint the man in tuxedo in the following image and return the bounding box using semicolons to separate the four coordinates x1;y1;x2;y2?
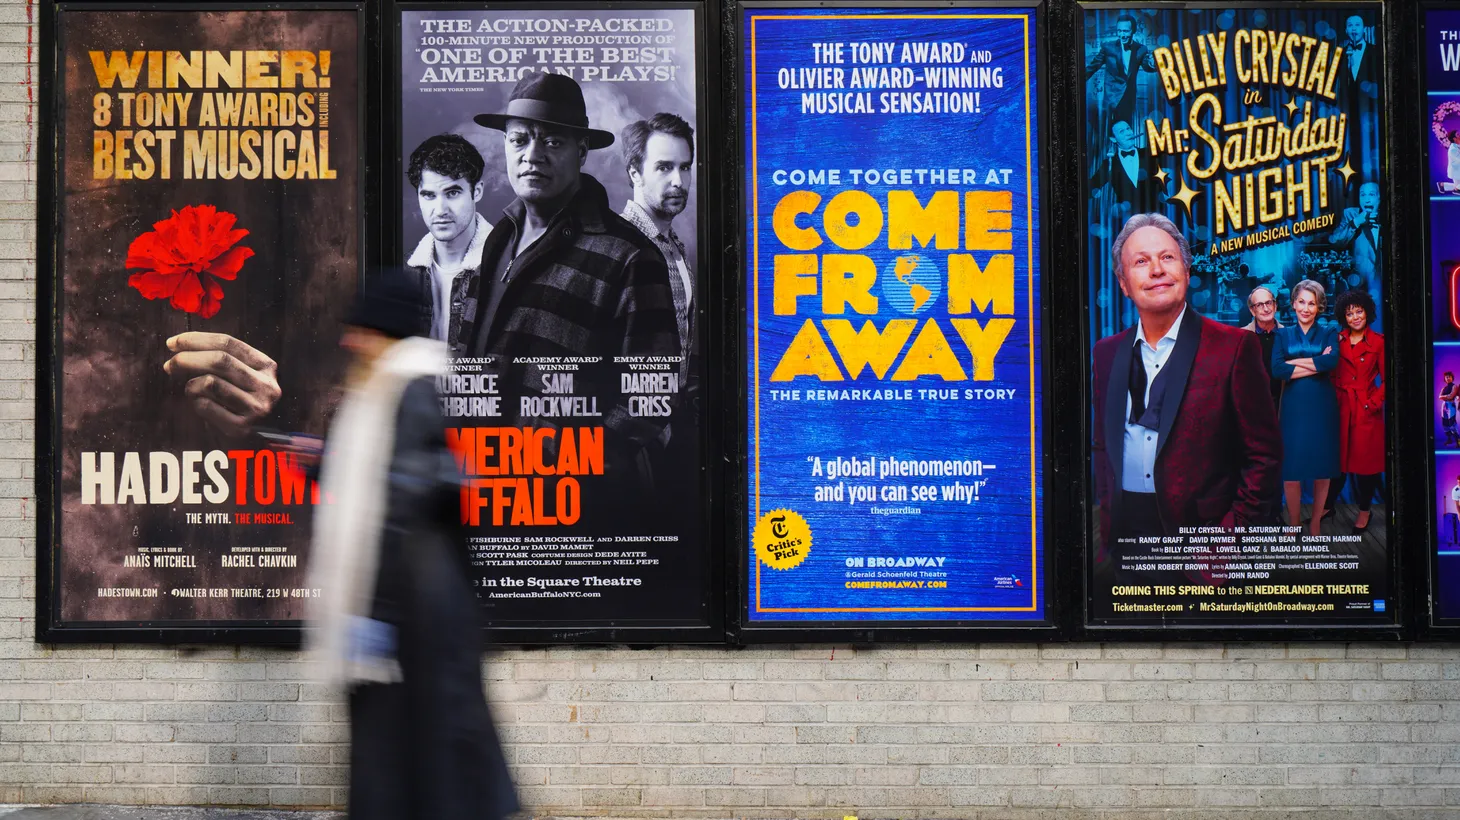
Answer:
1089;120;1165;210
1091;214;1282;576
1329;181;1383;332
1339;15;1379;100
1337;14;1381;176
1086;14;1157;126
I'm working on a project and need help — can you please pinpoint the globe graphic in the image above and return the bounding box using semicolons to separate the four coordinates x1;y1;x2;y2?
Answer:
880;254;942;316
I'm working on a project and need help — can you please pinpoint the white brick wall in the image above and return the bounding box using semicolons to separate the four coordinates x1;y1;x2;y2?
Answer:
8;0;1460;816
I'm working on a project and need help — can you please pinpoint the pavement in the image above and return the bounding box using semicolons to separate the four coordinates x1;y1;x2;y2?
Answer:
0;810;339;819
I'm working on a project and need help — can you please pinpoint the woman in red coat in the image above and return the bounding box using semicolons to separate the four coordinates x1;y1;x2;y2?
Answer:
1332;288;1385;534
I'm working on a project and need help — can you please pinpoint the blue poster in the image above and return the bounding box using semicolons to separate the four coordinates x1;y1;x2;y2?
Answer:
743;7;1043;622
1427;9;1460;621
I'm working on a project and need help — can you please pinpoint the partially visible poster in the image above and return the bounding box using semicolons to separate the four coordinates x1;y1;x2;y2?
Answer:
397;6;708;627
743;6;1044;622
1082;6;1391;625
50;7;361;628
1427;8;1460;622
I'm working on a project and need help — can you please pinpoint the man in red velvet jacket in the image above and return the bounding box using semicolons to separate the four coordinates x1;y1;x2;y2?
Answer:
1091;214;1282;579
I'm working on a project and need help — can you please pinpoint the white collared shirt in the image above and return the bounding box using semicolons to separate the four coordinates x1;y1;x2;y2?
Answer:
1118;150;1140;185
1450;485;1460;516
1122;305;1187;493
1348;41;1365;79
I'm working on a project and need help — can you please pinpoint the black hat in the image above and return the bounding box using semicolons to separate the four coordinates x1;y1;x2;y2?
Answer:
474;72;615;149
345;268;428;340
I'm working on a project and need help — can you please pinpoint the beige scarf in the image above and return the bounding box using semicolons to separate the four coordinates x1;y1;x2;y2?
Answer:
306;336;446;686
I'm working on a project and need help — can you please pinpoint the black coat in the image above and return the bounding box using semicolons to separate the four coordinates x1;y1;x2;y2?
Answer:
1337;39;1381;101
345;376;518;820
1090;149;1165;211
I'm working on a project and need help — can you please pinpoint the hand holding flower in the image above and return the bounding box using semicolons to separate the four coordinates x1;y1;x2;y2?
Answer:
163;332;281;438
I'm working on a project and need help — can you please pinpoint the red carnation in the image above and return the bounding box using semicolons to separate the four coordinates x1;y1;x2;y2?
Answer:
125;204;254;319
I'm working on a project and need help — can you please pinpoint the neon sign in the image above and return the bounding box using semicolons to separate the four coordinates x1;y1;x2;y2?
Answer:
1451;263;1460;330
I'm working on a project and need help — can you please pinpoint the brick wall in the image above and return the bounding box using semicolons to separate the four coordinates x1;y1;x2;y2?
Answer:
9;0;1460;816
4;641;1460;815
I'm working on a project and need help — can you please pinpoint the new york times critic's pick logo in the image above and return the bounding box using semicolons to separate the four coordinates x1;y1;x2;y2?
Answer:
755;509;812;571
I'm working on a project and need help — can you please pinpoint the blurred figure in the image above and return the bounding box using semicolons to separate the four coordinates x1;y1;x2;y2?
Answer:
1271;279;1340;535
306;270;517;820
1331;288;1385;535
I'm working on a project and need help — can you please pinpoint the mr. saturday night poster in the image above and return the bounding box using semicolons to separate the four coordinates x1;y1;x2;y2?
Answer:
744;7;1043;622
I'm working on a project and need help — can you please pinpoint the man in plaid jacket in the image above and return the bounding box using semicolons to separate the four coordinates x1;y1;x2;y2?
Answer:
466;72;679;512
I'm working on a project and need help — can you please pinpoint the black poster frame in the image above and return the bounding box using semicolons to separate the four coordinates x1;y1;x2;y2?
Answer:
1071;0;1408;640
731;0;1063;643
387;0;727;646
1415;0;1460;639
33;0;1450;646
36;0;376;644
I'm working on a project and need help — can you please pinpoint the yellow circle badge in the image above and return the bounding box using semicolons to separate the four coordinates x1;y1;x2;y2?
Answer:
754;509;812;571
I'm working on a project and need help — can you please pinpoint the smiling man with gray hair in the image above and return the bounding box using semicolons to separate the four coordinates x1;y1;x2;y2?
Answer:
1090;213;1282;580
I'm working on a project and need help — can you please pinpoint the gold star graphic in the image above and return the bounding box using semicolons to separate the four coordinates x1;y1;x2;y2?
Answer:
1170;177;1202;215
1154;168;1170;186
1283;96;1299;117
1338;157;1355;184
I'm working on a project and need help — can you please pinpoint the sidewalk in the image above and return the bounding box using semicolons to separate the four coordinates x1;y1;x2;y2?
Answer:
0;809;338;819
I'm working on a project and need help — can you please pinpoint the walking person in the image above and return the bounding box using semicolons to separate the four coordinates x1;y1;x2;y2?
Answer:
305;270;518;820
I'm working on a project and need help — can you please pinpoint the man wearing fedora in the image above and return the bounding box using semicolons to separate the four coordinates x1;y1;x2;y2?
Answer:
464;71;679;513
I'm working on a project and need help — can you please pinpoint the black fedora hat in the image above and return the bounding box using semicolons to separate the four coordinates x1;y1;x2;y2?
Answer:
474;72;615;149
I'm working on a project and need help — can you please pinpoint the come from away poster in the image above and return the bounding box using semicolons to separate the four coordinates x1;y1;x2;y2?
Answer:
743;6;1043;623
1082;6;1391;626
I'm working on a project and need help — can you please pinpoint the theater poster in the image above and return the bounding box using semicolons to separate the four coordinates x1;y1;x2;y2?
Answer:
1427;8;1460;624
743;6;1045;623
42;6;362;636
1081;5;1392;626
397;6;710;629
